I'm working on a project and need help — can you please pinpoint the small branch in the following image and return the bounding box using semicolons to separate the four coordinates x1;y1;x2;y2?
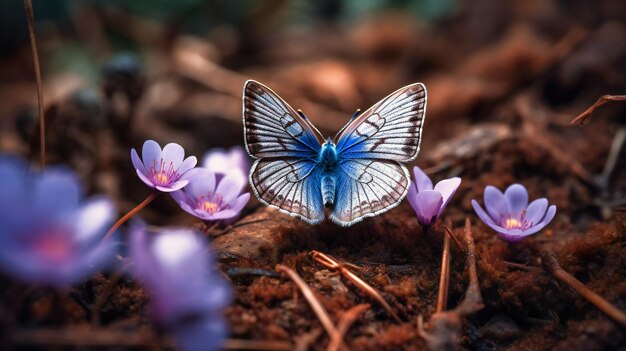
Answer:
456;218;483;315
442;225;463;251
570;95;626;125
310;250;402;323
100;192;157;244
22;0;45;168
436;233;451;313
275;264;340;345
541;250;626;327
327;304;370;351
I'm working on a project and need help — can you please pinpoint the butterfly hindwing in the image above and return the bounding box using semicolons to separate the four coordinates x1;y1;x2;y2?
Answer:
335;83;426;162
250;158;324;224
330;159;410;226
243;80;321;159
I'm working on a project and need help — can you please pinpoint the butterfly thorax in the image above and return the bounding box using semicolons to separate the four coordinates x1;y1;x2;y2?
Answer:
319;140;338;208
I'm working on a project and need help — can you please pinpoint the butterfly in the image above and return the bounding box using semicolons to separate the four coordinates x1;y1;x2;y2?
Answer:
243;80;427;226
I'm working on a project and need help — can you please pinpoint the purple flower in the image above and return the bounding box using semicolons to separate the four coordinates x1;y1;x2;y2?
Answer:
131;140;197;192
0;156;115;287
130;224;230;351
171;168;250;221
407;166;461;226
201;146;250;181
471;184;557;242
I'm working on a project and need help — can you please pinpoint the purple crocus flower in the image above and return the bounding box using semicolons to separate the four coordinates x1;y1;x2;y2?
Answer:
130;224;230;351
131;140;197;192
171;168;250;221
407;166;461;226
0;156;115;287
471;184;557;242
202;146;250;181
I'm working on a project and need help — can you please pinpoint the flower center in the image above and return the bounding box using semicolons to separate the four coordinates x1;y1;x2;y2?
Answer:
151;158;178;185
202;201;219;214
504;218;522;229
196;193;227;215
34;235;72;261
499;210;532;230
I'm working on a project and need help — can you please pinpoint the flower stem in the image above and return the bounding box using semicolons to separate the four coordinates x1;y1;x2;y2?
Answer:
435;232;451;313
100;192;157;243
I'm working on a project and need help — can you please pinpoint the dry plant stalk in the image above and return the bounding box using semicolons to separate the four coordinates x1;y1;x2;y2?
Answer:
310;250;403;323
22;0;46;168
275;264;341;347
327;304;370;351
570;95;626;125
10;327;291;350
436;233;452;313
541;250;626;327
418;218;484;351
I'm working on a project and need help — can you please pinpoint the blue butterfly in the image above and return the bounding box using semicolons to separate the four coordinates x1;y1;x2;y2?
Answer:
243;80;427;226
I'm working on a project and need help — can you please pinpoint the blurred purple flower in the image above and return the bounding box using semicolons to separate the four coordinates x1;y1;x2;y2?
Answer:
171;168;250;221
130;224;230;351
131;140;197;192
0;156;115;287
407;166;461;226
201;146;250;181
471;184;557;242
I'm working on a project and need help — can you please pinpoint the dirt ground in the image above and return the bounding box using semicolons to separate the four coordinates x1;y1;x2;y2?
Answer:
1;0;625;350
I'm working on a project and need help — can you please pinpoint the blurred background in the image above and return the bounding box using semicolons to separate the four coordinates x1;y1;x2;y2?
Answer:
1;0;626;349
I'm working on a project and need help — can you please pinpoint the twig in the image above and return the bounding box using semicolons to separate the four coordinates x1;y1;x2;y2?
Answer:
22;0;45;168
10;327;291;350
100;192;157;244
570;95;626;125
327;304;370;351
275;264;340;345
442;225;463;251
310;250;403;323
436;233;451;313
541;250;626;327
417;218;483;351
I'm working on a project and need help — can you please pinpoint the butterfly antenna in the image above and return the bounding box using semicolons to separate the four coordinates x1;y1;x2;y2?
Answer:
298;109;325;141
333;109;361;141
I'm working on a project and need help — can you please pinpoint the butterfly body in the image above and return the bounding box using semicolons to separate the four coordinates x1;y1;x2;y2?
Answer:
243;80;426;226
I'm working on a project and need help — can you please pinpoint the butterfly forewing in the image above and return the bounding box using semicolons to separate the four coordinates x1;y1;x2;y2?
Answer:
243;80;321;159
335;83;426;162
244;80;324;223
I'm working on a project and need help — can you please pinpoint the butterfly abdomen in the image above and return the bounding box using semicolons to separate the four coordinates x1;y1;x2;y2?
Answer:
321;175;336;208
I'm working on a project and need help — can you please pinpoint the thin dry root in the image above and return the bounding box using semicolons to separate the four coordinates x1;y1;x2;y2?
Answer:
310;250;403;323
570;95;626;125
541;250;626;327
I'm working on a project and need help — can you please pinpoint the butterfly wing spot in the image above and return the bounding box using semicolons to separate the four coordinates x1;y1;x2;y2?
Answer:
280;113;304;138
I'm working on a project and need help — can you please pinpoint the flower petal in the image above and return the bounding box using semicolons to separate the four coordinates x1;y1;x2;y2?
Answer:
156;179;189;192
216;171;245;204
524;198;548;225
471;199;498;227
406;181;419;213
228;193;250;214
209;209;240;220
136;169;156;188
504;184;528;214
142;140;162;169
412;166;433;191
434;177;461;213
32;169;82;217
413;190;443;225
484;185;509;222
70;197;115;243
131;148;146;175
184;168;216;197
162;143;185;169
177;156;197;176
